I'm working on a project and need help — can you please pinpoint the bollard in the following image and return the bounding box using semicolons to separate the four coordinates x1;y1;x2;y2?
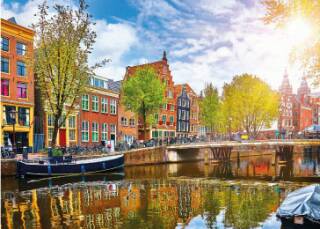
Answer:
22;146;28;160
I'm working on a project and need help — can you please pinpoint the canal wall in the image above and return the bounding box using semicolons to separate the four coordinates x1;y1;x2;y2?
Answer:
1;159;17;176
124;146;167;166
1;141;319;176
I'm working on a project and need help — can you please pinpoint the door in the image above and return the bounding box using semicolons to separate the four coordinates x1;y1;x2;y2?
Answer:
59;129;66;147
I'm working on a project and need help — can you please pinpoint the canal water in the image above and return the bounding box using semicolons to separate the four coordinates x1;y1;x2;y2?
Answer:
1;150;319;229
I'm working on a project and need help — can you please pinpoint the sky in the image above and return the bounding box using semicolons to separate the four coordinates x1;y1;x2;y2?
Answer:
1;0;317;93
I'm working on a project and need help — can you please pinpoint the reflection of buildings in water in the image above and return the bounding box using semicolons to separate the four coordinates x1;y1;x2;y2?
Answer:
120;185;141;217
293;152;319;177
231;156;274;178
178;184;192;222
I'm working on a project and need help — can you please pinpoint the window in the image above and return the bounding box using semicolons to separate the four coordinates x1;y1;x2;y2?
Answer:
3;106;16;125
1;79;9;96
154;113;159;122
1;37;9;51
90;76;108;89
16;42;26;55
110;124;116;134
170;104;175;111
17;61;26;76
110;99;117;114
82;95;89;110
1;57;9;73
47;114;54;140
58;114;66;128
162;104;167;110
162;115;166;123
170;116;174;125
92;95;99;112
178;99;181;106
102;123;108;141
121;117;127;126
167;90;173;98
92;122;99;142
129;118;135;126
81;121;89;142
68;116;76;141
18;107;30;126
17;82;27;98
101;97;108;113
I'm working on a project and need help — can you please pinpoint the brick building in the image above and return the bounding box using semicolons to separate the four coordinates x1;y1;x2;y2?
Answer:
117;81;139;145
125;52;176;140
79;75;119;146
1;17;35;151
279;70;320;136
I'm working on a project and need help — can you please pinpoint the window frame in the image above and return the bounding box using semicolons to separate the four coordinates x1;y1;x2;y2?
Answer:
17;82;27;99
68;116;76;141
92;95;99;112
1;79;9;96
1;57;9;73
1;37;9;52
129;118;135;126
110;99;117;115
16;42;27;56
92;122;99;142
81;121;89;142
101;97;108;113
16;61;26;76
81;95;89;111
101;123;108;141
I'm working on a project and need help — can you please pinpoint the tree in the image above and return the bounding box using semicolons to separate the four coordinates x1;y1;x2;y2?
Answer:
221;74;279;139
33;0;106;146
263;0;320;85
121;66;165;139
199;83;220;139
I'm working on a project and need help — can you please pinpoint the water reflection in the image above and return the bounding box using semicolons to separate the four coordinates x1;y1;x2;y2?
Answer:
125;151;320;182
1;150;319;229
1;179;306;229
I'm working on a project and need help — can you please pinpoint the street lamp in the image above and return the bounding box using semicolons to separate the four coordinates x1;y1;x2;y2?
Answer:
9;109;17;154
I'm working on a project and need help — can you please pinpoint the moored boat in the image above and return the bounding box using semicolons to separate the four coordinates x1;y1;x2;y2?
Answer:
277;184;320;229
17;154;124;177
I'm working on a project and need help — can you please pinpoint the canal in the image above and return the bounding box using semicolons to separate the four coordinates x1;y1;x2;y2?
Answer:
1;150;319;229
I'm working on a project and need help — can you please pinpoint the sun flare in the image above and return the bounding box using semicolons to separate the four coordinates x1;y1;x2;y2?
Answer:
285;17;313;46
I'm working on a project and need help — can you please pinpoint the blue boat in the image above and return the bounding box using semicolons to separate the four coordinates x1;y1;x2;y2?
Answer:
17;154;124;177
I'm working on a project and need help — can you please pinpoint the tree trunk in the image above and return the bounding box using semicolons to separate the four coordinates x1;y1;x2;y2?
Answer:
143;113;147;141
51;117;59;147
51;112;61;147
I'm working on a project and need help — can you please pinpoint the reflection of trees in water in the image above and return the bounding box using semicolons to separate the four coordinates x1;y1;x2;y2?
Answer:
224;186;278;229
203;189;221;229
2;180;282;229
211;162;233;178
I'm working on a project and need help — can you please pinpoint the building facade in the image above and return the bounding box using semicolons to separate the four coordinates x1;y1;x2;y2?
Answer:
174;84;200;138
79;75;119;146
279;70;320;136
1;17;35;151
125;52;176;140
175;85;190;138
278;70;295;135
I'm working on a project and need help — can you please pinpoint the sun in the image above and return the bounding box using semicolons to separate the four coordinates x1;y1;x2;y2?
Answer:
285;17;313;46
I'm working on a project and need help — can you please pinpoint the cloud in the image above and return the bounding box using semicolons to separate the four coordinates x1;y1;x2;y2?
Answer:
89;20;138;80
130;0;309;93
2;0;138;81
